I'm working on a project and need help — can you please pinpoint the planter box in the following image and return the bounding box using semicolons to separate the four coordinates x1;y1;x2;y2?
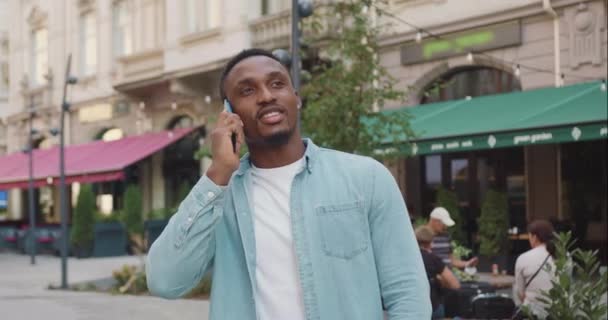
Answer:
0;227;18;251
52;227;71;256
144;219;169;251
92;222;127;257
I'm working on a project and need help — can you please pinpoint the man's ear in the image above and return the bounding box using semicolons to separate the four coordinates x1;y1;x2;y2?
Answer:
296;92;302;109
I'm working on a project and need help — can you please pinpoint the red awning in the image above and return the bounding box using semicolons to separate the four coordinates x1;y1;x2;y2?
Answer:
0;127;197;189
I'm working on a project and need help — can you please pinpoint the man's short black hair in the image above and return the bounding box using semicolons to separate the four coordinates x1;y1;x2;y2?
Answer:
219;48;291;101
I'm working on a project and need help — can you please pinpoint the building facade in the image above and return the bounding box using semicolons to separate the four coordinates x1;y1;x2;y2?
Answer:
0;0;9;155
1;0;606;262
3;0;301;221
376;0;607;262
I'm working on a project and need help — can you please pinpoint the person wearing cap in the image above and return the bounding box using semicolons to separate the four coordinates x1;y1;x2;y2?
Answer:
426;207;478;269
416;226;461;319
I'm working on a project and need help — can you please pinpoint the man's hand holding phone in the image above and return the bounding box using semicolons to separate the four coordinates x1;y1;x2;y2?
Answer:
206;103;244;186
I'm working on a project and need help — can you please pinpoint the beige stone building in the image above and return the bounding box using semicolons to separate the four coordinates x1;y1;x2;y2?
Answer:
1;0;299;221
376;0;607;264
0;0;606;264
0;0;9;155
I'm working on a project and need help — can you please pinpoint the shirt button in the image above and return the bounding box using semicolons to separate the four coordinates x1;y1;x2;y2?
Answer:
187;217;193;223
207;191;215;198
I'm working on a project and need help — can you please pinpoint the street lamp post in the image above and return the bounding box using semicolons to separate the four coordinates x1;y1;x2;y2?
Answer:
27;103;38;265
288;0;314;129
290;0;313;92
59;54;77;289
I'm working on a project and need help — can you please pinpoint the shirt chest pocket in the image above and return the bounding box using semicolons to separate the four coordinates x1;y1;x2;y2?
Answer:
315;201;369;260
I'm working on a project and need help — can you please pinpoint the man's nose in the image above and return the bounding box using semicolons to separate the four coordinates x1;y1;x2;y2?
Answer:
257;85;275;105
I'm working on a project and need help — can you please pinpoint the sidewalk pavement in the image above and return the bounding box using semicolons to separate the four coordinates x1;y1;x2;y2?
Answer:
0;253;209;320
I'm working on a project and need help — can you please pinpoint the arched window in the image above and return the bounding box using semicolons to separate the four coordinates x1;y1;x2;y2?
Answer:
33;137;53;149
96;127;124;141
167;115;194;130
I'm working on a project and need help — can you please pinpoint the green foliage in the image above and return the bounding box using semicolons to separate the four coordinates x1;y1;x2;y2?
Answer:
413;216;428;228
112;264;147;295
176;181;191;205
70;184;95;248
147;208;174;220
525;232;608;320
477;189;510;257
301;0;414;158
451;241;472;260
435;186;466;245
526;232;608;320
122;185;143;236
95;210;121;223
452;266;478;282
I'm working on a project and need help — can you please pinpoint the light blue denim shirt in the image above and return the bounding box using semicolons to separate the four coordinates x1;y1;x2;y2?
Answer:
146;139;431;320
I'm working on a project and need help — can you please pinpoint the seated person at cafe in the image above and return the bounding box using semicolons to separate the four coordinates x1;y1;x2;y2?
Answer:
513;220;557;319
426;207;478;268
416;226;461;319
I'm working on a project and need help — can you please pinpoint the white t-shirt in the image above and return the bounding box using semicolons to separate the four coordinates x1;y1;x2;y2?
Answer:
248;157;306;320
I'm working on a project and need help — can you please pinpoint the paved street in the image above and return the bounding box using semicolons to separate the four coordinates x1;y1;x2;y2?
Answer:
0;253;209;320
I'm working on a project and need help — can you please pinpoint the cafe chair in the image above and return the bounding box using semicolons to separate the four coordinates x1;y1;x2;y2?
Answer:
471;293;515;319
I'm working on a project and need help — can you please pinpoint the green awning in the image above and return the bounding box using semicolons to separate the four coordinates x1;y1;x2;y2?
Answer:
384;81;607;156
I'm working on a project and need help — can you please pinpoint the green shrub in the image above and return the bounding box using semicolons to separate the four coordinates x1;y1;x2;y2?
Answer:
70;184;95;249
525;232;608;320
435;186;466;245
413;216;428;228
95;210;121;223
477;189;510;257
177;181;191;204
122;185;143;236
147;208;169;220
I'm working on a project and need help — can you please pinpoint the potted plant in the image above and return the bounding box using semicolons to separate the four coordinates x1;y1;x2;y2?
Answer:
122;184;144;255
144;207;172;251
92;209;127;257
477;189;510;272
70;184;95;258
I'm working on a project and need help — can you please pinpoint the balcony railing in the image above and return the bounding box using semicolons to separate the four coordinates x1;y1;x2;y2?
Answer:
115;48;164;85
250;1;335;50
250;11;292;50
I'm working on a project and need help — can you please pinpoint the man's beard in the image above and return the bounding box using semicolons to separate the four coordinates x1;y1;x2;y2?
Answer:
247;127;294;148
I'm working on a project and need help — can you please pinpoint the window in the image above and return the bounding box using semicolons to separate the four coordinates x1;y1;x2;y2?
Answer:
112;1;132;57
185;0;220;34
262;0;290;15
101;128;124;141
31;28;48;86
80;12;97;76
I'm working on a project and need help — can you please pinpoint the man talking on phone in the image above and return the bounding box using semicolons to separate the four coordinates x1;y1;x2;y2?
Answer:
146;49;431;320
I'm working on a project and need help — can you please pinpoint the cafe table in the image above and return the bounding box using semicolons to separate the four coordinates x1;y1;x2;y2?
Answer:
476;272;515;289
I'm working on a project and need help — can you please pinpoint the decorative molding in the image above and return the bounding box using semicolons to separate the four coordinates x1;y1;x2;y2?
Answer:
77;0;96;14
27;5;47;29
180;27;222;47
566;2;605;69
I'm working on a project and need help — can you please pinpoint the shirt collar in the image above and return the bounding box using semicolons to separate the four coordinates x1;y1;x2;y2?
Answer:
235;138;318;176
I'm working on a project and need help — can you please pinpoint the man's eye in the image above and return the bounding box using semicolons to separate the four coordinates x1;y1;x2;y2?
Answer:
241;87;254;95
270;80;284;88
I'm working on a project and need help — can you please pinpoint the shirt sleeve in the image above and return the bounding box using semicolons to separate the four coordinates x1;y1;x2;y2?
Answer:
432;253;446;277
146;174;226;299
368;160;432;319
513;255;525;305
